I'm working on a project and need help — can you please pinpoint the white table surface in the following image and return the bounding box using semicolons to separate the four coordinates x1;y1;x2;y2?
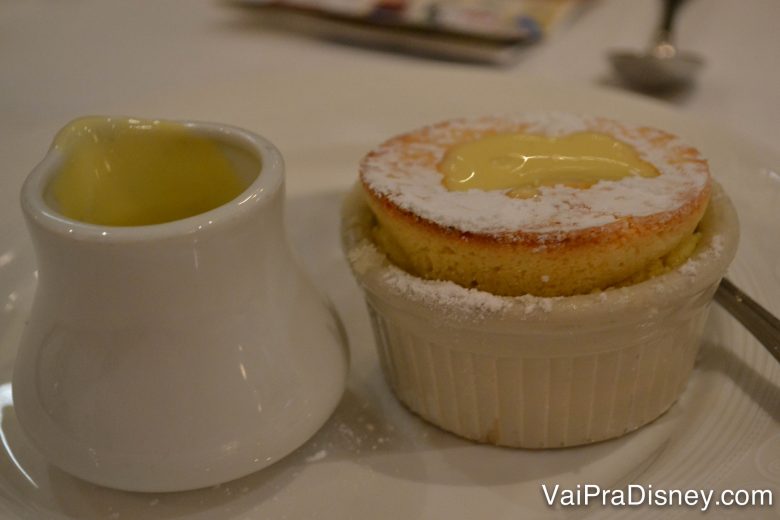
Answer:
1;0;779;518
3;0;778;296
2;0;779;192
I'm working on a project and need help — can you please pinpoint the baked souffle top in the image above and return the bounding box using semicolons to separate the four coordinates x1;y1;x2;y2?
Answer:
360;112;710;241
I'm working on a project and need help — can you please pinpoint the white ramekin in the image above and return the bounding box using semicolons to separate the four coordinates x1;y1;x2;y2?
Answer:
341;183;738;448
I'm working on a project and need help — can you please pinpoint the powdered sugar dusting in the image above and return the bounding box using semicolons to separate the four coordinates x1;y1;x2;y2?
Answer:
679;260;699;276
678;233;724;277
380;262;510;316
710;234;724;255
348;237;562;319
347;241;384;275
361;112;709;235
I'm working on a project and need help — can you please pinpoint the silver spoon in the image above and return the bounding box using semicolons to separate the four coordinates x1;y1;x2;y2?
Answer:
609;0;704;91
716;278;780;363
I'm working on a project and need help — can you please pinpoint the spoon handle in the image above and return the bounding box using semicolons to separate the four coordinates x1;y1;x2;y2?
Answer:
659;0;685;42
715;277;780;363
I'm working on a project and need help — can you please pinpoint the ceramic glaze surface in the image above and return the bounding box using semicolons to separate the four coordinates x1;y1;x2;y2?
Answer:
12;120;349;492
341;182;739;448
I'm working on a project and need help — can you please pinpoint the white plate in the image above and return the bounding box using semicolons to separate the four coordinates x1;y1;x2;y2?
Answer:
0;68;778;519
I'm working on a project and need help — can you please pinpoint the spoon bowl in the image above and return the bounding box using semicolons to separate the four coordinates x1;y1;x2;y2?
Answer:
610;0;704;92
610;49;704;91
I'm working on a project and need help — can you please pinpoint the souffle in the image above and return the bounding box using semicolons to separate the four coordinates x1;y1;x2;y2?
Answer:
343;113;738;448
360;113;711;297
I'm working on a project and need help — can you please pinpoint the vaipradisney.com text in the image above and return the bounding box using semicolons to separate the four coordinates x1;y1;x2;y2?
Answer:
541;483;773;512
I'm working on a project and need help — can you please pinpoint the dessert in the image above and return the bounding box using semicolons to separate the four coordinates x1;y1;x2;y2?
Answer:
359;113;711;297
342;113;739;448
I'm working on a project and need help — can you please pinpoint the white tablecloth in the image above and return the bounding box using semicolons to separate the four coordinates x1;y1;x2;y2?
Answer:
1;1;778;518
3;0;779;175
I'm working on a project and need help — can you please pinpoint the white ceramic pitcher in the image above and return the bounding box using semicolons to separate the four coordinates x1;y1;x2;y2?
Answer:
12;119;348;492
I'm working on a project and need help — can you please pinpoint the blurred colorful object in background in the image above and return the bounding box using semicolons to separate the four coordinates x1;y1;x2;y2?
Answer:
261;0;584;42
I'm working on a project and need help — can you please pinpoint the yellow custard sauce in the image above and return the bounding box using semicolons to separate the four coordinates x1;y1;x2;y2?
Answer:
439;131;659;198
48;117;254;226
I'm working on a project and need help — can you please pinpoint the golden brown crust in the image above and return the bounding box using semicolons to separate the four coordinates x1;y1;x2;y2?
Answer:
361;176;711;250
358;115;712;296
